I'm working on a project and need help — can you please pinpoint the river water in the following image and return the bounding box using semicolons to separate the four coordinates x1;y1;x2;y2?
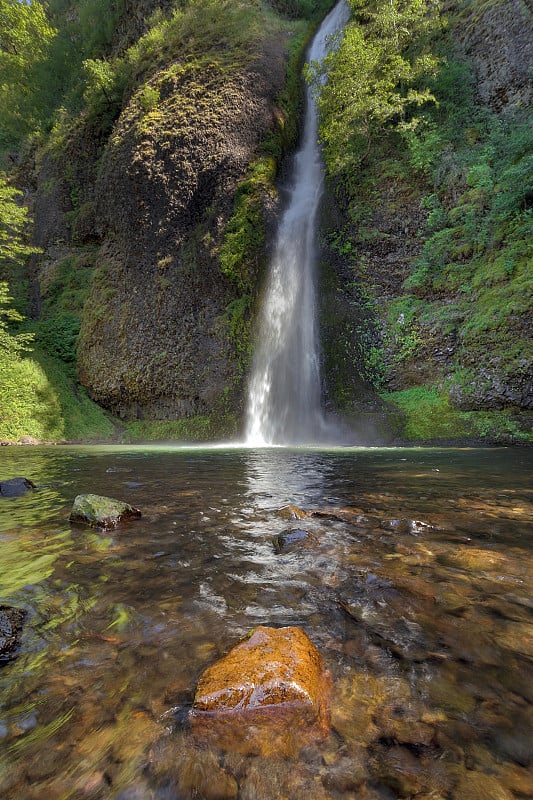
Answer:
0;444;532;799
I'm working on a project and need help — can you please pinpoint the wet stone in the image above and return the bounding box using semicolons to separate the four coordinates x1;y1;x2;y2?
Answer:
0;477;36;498
177;749;238;800
321;751;367;792
276;504;309;520
190;625;331;757
453;770;514;800
437;547;510;572
372;744;429;797
380;518;437;535
497;763;533;797
69;494;142;529
338;575;429;661
428;675;476;715
331;672;410;746
0;606;26;663
494;621;533;659
273;528;311;553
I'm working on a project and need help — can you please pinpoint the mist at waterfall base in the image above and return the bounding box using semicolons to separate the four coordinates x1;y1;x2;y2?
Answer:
246;1;353;448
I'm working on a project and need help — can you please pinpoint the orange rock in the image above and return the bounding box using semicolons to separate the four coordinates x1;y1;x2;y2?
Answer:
276;505;309;520
190;625;331;757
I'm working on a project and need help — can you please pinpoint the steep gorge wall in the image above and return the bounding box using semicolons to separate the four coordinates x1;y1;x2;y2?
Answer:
319;0;532;442
78;46;286;422
454;0;533;112
30;3;291;431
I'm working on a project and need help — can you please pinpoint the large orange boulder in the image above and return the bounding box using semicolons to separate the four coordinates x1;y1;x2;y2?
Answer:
190;625;331;757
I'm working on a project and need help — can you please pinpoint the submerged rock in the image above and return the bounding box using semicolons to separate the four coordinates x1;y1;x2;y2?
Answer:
190;625;331;756
0;477;36;498
0;606;26;663
69;494;141;529
177;750;238;800
380;518;438;534
453;770;514;800
437;546;510;572
338;574;431;661
276;505;308;520
272;528;311;553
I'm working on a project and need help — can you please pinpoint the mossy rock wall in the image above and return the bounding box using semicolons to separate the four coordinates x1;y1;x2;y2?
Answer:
75;39;288;421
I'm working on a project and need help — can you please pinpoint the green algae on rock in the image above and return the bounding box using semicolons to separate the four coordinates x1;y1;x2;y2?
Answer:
69;493;141;529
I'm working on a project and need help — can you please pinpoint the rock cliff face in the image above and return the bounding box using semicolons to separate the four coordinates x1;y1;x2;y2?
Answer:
30;3;289;427
454;0;533;112
318;0;532;441
78;46;285;421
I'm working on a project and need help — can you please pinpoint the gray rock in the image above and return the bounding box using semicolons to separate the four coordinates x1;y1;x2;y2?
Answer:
0;477;36;498
273;528;311;553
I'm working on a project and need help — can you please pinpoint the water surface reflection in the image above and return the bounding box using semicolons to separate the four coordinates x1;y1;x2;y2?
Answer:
0;446;531;799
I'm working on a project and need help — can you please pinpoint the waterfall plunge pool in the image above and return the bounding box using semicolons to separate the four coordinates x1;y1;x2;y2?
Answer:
0;444;532;799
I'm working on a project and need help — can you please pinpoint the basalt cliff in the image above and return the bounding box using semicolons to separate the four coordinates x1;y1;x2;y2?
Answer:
11;0;533;443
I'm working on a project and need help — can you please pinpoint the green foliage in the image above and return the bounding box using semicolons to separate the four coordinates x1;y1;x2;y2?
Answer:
0;344;115;441
22;252;95;365
127;0;263;79
317;2;531;433
403;62;533;341
223;295;252;357
220;158;276;292
0;0;56;149
123;413;238;442
0;174;40;270
382;386;532;443
269;0;315;18
81;56;128;132
0;281;33;360
384;296;424;363
139;85;160;113
315;0;442;184
32;313;80;364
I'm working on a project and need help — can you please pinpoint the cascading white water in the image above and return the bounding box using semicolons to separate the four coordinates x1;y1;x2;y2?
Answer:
245;1;350;446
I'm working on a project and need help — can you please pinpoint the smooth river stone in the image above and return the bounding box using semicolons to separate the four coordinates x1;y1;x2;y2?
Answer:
0;477;36;497
69;494;141;529
190;625;331;757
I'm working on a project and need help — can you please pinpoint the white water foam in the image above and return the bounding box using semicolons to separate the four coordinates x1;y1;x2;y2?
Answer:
246;1;350;446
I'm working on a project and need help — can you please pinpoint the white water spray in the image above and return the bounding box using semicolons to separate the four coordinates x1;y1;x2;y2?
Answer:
245;1;350;446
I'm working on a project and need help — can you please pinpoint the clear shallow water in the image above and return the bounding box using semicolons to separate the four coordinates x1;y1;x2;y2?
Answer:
0;445;532;799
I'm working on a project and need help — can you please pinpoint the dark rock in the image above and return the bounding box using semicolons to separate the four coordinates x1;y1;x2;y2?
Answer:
312;507;373;526
380;518;437;534
455;0;533;113
338;574;430;661
0;478;36;498
273;528;311;553
69;494;141;529
0;606;27;663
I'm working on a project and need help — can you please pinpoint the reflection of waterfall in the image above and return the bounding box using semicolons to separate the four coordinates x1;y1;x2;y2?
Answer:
245;1;350;447
244;449;331;512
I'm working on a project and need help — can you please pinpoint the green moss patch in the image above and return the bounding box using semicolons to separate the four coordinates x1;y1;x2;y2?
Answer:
382;387;532;444
122;413;239;443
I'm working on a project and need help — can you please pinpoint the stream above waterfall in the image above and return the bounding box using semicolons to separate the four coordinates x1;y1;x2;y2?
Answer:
0;444;532;799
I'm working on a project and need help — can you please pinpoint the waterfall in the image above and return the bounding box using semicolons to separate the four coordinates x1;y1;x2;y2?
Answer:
245;1;350;447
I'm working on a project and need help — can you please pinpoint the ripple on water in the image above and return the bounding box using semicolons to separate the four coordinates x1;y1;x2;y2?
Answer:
0;445;531;799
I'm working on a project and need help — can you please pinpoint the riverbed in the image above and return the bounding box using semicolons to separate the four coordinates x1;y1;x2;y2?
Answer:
0;445;532;799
